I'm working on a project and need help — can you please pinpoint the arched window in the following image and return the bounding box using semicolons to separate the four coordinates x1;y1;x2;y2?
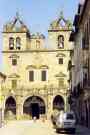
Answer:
58;35;64;49
16;37;21;50
9;37;14;50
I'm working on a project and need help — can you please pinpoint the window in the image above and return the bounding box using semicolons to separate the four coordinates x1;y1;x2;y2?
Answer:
12;59;17;66
66;114;74;120
58;78;64;87
12;80;17;89
84;23;89;49
58;58;63;64
58;35;64;49
89;18;90;34
36;40;40;49
29;71;34;81
41;70;46;81
9;37;14;50
16;37;21;50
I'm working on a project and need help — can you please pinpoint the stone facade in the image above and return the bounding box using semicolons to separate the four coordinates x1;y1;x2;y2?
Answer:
0;72;6;123
1;12;73;120
70;0;90;128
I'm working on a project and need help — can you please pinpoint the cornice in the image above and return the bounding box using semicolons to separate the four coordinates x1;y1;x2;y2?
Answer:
2;49;72;53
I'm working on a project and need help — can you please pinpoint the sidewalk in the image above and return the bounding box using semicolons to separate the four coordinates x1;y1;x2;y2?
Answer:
76;125;90;134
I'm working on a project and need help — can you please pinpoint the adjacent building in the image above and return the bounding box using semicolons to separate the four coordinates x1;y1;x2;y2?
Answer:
70;0;90;128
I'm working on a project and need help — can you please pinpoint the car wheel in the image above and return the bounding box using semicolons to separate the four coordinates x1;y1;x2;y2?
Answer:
56;128;60;133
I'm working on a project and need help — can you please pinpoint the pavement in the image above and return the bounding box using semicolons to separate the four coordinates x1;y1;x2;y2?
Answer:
0;120;90;135
76;125;90;135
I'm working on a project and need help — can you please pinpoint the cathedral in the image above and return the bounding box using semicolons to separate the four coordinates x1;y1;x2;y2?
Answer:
0;12;73;120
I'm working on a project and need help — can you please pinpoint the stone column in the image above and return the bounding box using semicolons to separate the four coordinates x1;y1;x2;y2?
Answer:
47;95;52;119
16;96;23;120
16;103;23;120
0;95;5;125
64;92;70;112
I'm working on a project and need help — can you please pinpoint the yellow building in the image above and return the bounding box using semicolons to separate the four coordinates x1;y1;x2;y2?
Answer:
1;13;73;120
0;72;6;122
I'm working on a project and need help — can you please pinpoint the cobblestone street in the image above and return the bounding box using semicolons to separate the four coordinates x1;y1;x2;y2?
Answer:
0;120;90;135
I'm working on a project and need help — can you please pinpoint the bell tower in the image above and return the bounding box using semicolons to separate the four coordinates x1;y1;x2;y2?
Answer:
48;12;73;50
2;12;30;52
2;13;31;75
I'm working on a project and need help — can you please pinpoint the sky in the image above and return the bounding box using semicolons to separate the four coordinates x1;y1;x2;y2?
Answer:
0;0;79;71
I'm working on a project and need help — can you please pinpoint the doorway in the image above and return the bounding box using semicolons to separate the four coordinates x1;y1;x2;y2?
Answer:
23;96;46;119
31;103;40;119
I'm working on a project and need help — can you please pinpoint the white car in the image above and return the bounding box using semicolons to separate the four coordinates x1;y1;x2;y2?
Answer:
55;111;76;133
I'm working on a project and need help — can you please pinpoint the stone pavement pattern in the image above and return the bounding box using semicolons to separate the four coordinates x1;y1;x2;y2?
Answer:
0;120;90;135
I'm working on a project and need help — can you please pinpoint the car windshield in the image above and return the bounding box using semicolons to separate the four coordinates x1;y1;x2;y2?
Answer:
66;114;74;120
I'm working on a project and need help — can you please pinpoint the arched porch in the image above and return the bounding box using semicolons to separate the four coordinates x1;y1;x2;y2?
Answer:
23;96;46;119
53;95;64;111
4;96;16;120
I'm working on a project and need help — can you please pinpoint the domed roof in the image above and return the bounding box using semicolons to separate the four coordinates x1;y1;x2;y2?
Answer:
49;11;73;31
3;12;30;35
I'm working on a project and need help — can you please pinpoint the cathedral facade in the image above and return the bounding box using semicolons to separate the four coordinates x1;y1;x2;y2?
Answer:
1;13;73;120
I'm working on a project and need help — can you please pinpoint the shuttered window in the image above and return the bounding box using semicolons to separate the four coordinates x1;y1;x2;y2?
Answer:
58;78;64;87
12;59;17;66
58;58;63;64
29;71;34;81
12;80;17;89
41;70;46;81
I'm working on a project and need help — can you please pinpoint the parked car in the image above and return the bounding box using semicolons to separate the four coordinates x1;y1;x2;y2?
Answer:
55;111;76;133
51;109;60;127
